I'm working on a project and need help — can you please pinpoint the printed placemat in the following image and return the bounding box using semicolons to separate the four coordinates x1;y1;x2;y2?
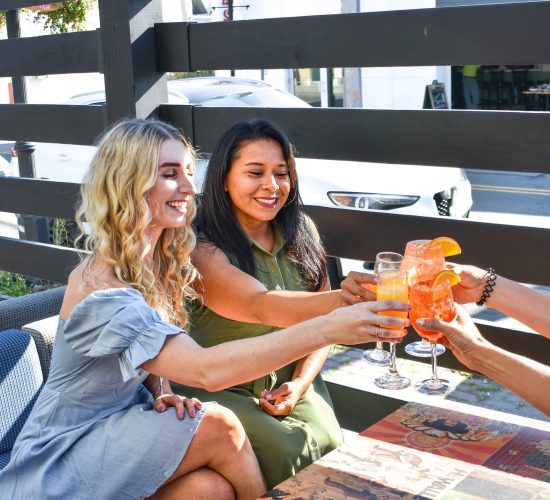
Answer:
261;436;473;499
361;402;520;464
482;426;550;482
441;465;550;499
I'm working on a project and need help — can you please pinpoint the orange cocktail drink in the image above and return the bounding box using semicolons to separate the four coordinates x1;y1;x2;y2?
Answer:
376;270;409;329
409;280;456;342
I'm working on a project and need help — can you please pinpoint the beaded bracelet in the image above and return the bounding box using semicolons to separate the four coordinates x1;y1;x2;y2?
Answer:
476;268;497;306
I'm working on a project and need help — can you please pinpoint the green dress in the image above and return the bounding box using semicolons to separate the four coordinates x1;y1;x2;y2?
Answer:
176;225;343;488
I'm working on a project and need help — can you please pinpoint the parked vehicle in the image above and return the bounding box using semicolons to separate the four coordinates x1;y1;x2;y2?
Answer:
10;77;472;271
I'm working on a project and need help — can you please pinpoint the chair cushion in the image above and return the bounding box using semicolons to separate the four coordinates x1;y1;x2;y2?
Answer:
0;450;10;470
23;315;59;380
0;329;43;455
0;286;65;331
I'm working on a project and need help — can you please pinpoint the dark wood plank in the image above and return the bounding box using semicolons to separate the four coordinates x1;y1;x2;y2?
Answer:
155;22;190;73
0;178;80;219
0;104;105;145
0;0;63;9
162;105;550;174
302;205;550;286
0;30;100;77
0;237;80;284
155;2;550;71
99;0;167;123
326;381;406;432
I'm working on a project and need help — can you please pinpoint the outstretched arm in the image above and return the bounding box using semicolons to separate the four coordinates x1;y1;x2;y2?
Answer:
192;243;375;327
417;306;550;417
448;263;550;340
142;300;409;393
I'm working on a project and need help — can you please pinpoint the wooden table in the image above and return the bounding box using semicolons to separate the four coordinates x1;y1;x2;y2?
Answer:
261;402;550;499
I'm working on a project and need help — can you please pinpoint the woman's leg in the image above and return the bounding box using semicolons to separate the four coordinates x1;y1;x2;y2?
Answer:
152;404;266;500
149;467;235;500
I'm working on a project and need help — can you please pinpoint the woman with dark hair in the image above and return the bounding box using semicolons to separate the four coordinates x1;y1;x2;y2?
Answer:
180;119;377;488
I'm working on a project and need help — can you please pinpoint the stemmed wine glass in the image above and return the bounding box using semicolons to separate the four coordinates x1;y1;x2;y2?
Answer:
402;240;446;358
362;252;403;367
373;269;410;390
409;278;456;395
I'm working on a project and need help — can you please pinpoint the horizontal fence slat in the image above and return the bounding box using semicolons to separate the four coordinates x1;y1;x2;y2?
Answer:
0;1;53;9
0;237;80;284
0;30;101;77
0;178;80;219
160;105;550;174
0;104;105;145
156;2;550;71
302;205;550;286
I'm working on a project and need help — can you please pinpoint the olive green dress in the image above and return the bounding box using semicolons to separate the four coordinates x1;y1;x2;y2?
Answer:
176;225;342;488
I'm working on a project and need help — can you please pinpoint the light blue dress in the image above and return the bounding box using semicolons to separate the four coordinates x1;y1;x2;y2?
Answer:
0;288;207;500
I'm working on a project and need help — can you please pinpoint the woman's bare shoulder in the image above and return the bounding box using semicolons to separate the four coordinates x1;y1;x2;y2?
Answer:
59;259;128;320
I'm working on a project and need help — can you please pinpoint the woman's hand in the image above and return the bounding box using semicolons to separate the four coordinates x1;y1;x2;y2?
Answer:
445;263;488;304
414;305;489;370
329;300;410;345
340;271;376;304
154;394;203;420
259;382;303;417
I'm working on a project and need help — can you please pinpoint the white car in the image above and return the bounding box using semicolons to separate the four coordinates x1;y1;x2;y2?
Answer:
11;77;472;270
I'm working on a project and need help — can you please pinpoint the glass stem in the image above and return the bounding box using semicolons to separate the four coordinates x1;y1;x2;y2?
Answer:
431;343;438;381
375;341;384;351
388;342;397;375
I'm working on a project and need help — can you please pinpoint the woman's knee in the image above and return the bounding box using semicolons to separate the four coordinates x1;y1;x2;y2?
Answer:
199;404;247;448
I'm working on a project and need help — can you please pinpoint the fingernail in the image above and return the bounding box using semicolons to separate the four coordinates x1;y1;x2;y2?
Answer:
178;412;184;419
416;319;425;326
196;403;202;409
266;393;272;399
190;410;195;417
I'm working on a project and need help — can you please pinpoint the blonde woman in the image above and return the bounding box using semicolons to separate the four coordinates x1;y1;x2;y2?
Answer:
0;119;409;500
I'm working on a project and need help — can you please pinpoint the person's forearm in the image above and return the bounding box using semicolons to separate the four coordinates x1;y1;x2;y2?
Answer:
254;290;342;327
291;347;331;394
470;343;550;416
149;313;337;392
486;276;550;339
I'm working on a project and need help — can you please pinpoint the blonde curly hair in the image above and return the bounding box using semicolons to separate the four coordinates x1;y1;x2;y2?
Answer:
76;119;198;327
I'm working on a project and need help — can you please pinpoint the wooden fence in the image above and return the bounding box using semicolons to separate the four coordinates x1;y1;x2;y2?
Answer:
1;0;549;426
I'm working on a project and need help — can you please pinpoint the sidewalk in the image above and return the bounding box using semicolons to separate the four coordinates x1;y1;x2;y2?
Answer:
322;344;549;424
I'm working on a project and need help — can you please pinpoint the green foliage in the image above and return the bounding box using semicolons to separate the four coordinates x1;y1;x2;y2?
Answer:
1;1;96;34
0;271;28;297
0;271;61;298
30;1;96;33
169;71;216;80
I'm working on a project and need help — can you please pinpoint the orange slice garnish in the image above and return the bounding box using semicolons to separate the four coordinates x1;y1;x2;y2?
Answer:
429;236;462;257
433;269;461;287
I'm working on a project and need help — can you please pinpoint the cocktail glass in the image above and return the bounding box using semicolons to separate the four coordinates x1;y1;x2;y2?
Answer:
362;252;403;367
402;240;446;358
409;279;456;395
373;270;410;390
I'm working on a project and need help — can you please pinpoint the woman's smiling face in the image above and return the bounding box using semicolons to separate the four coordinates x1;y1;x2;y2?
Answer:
224;139;291;231
147;138;196;233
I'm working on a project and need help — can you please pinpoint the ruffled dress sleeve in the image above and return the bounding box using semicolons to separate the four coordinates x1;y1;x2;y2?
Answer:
64;288;183;381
